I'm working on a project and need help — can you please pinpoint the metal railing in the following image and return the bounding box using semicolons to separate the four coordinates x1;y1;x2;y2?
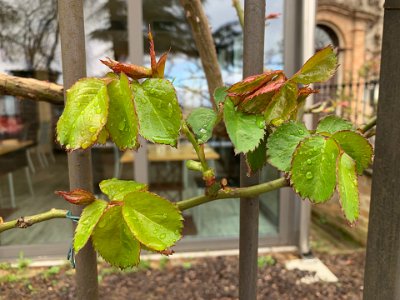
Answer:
314;80;379;126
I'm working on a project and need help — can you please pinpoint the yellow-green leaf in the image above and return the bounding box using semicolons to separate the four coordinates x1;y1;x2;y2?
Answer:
106;73;139;150
122;191;183;251
56;78;109;150
132;78;182;146
74;199;108;253
92;206;140;269
99;178;147;201
337;152;359;224
291;45;338;84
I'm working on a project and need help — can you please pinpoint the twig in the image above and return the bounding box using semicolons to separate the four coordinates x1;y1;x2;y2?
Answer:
177;177;288;211
359;116;377;134
0;178;289;233
232;0;244;29
0;209;68;233
181;121;209;172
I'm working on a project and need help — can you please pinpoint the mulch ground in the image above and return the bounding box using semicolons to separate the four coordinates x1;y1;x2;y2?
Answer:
0;250;365;300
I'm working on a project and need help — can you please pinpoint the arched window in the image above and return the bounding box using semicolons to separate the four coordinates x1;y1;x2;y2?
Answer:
315;24;339;51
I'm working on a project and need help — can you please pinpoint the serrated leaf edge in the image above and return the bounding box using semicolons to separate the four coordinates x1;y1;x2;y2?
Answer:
288;135;338;203
266;120;310;172
332;129;374;174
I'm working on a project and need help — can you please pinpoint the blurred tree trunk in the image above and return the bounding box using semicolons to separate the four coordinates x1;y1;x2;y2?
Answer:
180;0;224;108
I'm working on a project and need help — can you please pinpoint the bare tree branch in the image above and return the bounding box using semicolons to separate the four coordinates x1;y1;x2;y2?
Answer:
0;73;63;105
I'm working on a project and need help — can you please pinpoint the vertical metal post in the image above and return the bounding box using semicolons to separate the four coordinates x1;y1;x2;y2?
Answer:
363;1;400;299
239;1;265;299
58;1;99;299
283;0;316;255
127;0;148;184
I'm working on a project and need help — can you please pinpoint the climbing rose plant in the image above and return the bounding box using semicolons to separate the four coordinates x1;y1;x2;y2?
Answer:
54;33;372;268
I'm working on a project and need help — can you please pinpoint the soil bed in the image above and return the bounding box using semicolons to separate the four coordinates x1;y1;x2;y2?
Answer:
0;250;365;299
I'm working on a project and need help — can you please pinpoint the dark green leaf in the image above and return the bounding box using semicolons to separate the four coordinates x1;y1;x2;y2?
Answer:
186;108;217;144
56;78;109;150
246;135;267;175
74;199;108;253
132;78;182;146
332;130;373;174
99;178;147;201
267;121;310;172
106;73;139;150
223;98;265;154
291;45;338;84
264;82;298;126
291;136;339;202
122;191;183;251
92;206;140;269
316;115;353;134
337;152;359;224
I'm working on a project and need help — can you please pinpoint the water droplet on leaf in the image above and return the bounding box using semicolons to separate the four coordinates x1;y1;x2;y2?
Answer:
306;172;313;179
82;141;91;149
306;159;312;165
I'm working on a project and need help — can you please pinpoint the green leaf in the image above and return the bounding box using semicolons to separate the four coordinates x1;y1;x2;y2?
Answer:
267;121;310;172
291;45;338;84
264;82;298;126
246;135;267;175
332;130;373;174
74;199;108;253
132;78;182;146
56;78;109;150
106;73;139;150
92;206;140;269
291;136;339;202
337;152;359;224
316;115;353;134
99;178;147;201
223;98;265;154
122;191;183;251
214;86;228;107
186;108;217;144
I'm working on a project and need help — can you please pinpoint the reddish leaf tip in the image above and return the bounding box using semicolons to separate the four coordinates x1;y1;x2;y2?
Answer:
55;189;95;205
